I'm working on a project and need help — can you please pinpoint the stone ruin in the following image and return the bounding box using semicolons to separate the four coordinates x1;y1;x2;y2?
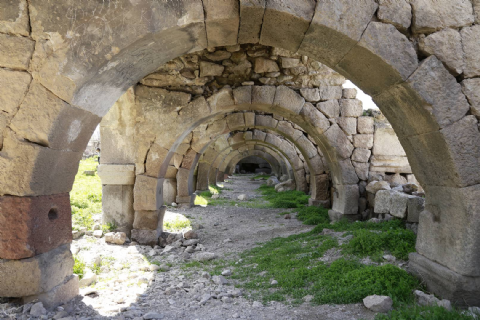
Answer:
0;0;480;310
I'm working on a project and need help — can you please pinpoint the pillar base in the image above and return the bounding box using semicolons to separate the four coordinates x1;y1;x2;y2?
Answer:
176;195;195;208
308;198;331;208
328;210;361;223
409;253;480;307
22;274;79;309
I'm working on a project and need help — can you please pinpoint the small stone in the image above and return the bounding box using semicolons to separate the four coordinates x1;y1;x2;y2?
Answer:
211;194;220;199
182;239;199;246
212;275;229;285
284;214;291;219
104;232;127;245
237;194;248;201
93;230;103;238
414;290;452;311
199;294;212;305
30;302;46;317
270;280;278;285
184;230;198;240
383;254;396;262
221;269;232;276
363;295;393;313
303;295;314;302
171;202;178;207
252;301;263;308
79;270;97;288
194;252;216;262
143;312;164;319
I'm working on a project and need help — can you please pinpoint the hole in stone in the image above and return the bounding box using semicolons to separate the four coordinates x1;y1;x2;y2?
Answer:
48;208;58;220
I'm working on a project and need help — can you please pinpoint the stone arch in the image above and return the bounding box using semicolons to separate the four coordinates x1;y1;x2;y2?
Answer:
1;0;479;305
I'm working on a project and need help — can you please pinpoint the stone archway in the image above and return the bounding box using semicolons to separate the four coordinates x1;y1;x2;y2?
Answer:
1;0;480;306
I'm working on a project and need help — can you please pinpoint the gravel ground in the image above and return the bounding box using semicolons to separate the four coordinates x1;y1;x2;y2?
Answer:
0;175;376;320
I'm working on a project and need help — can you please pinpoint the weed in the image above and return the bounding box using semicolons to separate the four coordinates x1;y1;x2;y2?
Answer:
297;206;330;225
253;174;271;180
258;185;309;208
163;214;191;232
375;305;476;320
102;222;117;233
73;256;86;280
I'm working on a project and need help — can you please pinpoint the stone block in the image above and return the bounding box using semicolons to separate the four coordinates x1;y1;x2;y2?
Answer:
353;162;369;181
274;86;305;114
10;81;101;152
207;87;235;113
309;199;330;208
407;56;469;128
163;179;177;205
377;0;412;31
461;25;480;78
252;85;276;106
409;253;480;306
238;0;265;44
200;61;224;77
332;184;359;215
339;100;363;117
260;0;316;52
462;79;480;118
317;100;340;118
226;113;245;130
389;191;409;218
101;185;134;237
0;0;30;36
97;165;135;185
311;174;330;201
0;244;74;297
131;229;159;247
203;0;239;47
133;175;163;211
410;0;474;34
353;134;374;149
255;115;278;128
357;117;374;134
133;207;166;231
0;69;31;115
324;124;354;159
23;275;79;309
407;196;424;223
336;117;357;135
300;88;320;102
319;86;343;101
416;185;480;277
420;28;464;76
373;127;406;157
299;103;330;134
254;58;279;73
342;88;357;99
0;194;72;260
374;190;393;214
299;0;377;66
352;148;371;163
176;167;192;197
337;22;418;96
233;86;252;105
0;33;35;70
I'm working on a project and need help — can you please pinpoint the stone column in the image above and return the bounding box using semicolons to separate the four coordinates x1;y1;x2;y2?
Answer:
0;195;78;308
216;171;225;183
97;164;135;237
176;168;195;208
208;167;217;187
309;174;331;208
196;162;211;191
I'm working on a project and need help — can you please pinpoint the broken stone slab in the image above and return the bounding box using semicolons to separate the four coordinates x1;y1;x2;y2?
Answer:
275;179;296;192
363;295;393;313
104;232;127;245
414;290;452;311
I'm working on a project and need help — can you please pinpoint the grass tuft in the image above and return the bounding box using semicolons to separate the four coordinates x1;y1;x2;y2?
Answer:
73;256;86;280
375;305;476;320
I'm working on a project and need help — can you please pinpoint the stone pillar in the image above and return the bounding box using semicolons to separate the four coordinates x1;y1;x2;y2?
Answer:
217;171;225;183
97;164;135;237
132;175;164;246
409;185;480;306
208;167;217;186
0;195;78;308
328;184;360;222
176;167;195;208
309;174;331;208
196;162;210;191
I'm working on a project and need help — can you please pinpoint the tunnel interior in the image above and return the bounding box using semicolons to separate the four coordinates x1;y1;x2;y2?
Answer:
236;156;272;174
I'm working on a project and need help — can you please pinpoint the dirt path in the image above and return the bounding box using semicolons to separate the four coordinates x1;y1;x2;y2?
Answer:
0;175;376;320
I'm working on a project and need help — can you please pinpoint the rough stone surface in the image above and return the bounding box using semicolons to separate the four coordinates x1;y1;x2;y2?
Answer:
420;28;464;75
377;0;412;31
462;78;480;118
0;33;35;70
411;0;474;33
363;295;393;313
461;25;480;78
0;194;72;260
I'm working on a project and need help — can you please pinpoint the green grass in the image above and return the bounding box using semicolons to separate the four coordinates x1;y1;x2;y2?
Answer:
202;229;420;306
71;157;102;230
73;256;86;280
375;305;476;320
258;185;310;208
163;214;192;232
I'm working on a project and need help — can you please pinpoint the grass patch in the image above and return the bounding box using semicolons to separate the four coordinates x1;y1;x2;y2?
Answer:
73;256;86;280
343;228;416;261
258;185;309;208
208;230;420;306
71;157;102;230
375;305;476;320
163;214;191;232
297;206;330;225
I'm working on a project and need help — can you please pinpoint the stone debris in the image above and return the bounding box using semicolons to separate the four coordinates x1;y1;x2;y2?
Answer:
363;295;393;313
274;179;296;192
414;290;452;311
104;232;127;245
29;302;46;317
237;194;248;201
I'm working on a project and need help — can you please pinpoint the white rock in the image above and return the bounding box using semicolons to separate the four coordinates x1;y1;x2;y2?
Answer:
30;302;46;317
93;230;103;238
79;270;97;288
212;275;229;285
237;194;248;201
194;252;216;262
252;301;263;308
221;269;232;276
414;290;452;311
271;280;278;285
363;295;393;313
